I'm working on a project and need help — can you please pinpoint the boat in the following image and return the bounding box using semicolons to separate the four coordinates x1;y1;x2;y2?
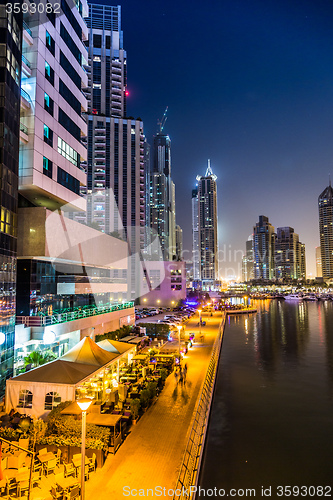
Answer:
284;293;303;300
303;294;318;301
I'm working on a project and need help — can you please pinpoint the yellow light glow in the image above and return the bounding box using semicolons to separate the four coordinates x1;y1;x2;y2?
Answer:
76;397;93;411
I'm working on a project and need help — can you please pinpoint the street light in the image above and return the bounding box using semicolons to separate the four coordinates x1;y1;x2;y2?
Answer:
176;325;182;364
198;309;202;339
77;397;93;500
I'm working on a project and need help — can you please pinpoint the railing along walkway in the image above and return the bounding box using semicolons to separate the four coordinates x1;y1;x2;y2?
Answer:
173;312;226;499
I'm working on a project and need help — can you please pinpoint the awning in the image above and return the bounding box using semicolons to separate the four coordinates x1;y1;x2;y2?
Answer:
86;413;122;427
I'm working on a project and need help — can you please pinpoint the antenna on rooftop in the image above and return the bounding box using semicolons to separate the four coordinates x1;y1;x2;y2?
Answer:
157;106;168;134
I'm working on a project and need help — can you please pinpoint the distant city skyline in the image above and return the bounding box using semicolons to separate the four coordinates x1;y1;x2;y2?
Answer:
97;0;333;278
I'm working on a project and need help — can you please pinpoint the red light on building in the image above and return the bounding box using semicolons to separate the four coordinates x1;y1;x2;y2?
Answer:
125;90;129;97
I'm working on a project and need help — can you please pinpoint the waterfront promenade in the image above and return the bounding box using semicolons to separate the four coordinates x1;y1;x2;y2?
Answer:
85;311;224;498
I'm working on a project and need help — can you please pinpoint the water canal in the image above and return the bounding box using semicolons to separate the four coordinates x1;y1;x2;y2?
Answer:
199;300;333;497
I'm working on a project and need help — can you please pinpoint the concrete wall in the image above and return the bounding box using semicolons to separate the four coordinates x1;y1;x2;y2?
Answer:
139;261;186;307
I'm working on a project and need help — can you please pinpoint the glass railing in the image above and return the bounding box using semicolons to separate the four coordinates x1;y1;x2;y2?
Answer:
26;301;134;326
23;21;32;37
20;122;28;134
22;55;31;69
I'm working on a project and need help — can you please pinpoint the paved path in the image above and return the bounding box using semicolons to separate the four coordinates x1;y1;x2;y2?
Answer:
86;311;223;499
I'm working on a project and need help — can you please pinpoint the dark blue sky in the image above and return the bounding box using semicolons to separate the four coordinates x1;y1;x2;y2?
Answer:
102;0;333;277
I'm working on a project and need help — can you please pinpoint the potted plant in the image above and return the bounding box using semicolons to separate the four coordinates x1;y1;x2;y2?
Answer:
130;399;141;424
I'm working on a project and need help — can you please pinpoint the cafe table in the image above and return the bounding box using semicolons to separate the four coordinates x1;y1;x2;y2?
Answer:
38;452;56;464
56;475;80;493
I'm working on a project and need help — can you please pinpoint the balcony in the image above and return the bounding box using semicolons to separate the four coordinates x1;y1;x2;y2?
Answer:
16;301;134;327
20;88;31;110
21;54;32;77
19;121;28;143
23;21;33;46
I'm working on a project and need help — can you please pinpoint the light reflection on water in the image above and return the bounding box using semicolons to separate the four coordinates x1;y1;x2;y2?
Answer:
199;300;333;495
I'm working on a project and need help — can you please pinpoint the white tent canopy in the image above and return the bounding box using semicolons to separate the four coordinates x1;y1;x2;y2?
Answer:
5;336;136;419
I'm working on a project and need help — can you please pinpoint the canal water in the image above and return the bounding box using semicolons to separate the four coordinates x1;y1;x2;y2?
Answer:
199;300;333;497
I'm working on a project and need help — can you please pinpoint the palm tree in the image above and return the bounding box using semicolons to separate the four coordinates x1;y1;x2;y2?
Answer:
24;350;55;368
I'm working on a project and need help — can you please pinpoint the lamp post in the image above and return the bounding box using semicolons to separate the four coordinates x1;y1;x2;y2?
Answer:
198;309;202;339
177;325;182;364
77;397;93;500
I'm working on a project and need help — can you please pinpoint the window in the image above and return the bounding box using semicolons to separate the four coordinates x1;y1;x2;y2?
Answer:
18;390;33;408
93;34;102;48
60;23;81;64
44;391;61;411
46;31;55;56
60;51;81;89
44;93;54;116
59;80;81;115
58;137;79;168
58;108;80;141
43;125;53;147
46;3;56;25
57;167;80;194
43;157;53;178
61;0;82;39
105;36;110;49
45;61;54;85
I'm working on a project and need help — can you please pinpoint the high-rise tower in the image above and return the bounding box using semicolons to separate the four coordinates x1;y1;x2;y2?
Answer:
76;3;145;299
318;181;333;280
191;188;200;279
150;115;177;261
275;227;305;281
197;160;218;283
253;215;275;280
0;4;22;394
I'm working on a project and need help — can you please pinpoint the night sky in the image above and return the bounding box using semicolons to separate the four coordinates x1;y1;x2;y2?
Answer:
97;0;333;278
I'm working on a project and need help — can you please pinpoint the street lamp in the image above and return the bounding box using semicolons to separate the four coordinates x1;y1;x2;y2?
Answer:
176;325;182;364
77;397;93;500
198;309;202;339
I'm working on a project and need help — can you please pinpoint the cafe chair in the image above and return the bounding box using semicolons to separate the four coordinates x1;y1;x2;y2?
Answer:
50;485;63;499
87;453;96;473
55;448;62;466
18;438;30;450
38;447;48;457
17;479;29;498
64;462;75;478
44;458;57;476
64;484;80;499
6;476;18;497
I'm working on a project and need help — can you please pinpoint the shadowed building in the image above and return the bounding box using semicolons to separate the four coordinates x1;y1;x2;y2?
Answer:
318;182;333;280
0;4;22;393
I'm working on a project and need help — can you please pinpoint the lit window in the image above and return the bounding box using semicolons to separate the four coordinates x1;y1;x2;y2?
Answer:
44;391;61;411
18;390;33;408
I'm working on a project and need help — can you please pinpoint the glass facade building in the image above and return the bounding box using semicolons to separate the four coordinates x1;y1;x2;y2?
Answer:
0;4;22;394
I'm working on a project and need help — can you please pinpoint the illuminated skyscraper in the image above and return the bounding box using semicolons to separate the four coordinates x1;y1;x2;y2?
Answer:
192;188;200;279
197;161;218;283
318;181;333;280
275;227;306;281
253;216;275;280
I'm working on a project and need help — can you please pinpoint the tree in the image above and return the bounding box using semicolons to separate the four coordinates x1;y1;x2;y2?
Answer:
24;350;56;368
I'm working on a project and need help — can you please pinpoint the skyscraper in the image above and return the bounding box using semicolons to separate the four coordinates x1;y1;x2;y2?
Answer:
242;239;254;282
175;224;183;260
0;4;22;394
315;246;322;278
149;127;177;261
275;227;306;281
253;215;275;280
76;3;145;299
318;182;333;280
191;188;200;280
197;160;218;283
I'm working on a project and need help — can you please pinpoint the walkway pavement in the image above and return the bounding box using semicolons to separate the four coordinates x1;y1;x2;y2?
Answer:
85;311;223;499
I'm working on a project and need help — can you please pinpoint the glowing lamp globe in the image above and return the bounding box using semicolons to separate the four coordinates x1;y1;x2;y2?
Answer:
76;397;93;411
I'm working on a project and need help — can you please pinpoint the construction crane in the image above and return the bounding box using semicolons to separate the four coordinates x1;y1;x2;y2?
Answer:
157;106;168;134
